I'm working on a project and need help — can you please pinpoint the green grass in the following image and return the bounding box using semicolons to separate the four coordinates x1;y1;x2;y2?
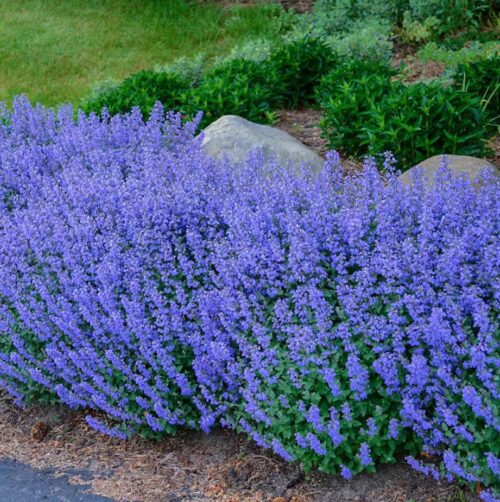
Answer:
0;0;283;106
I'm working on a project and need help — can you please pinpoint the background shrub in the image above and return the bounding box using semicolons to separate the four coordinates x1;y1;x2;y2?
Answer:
300;0;406;35
222;37;274;63
269;37;337;108
327;19;394;62
80;38;339;127
300;0;497;47
417;41;500;68
153;53;207;86
182;58;282;128
82;70;191;118
441;29;500;51
318;66;490;167
452;55;500;120
291;0;398;62
0;99;499;500
402;0;494;39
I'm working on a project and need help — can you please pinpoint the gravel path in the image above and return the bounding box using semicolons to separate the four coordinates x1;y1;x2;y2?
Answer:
0;459;113;502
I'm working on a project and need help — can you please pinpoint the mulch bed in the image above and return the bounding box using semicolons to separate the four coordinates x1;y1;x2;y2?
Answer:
274;109;363;173
394;56;447;83
215;0;315;13
0;392;479;502
486;135;500;168
274;0;314;13
275;109;327;156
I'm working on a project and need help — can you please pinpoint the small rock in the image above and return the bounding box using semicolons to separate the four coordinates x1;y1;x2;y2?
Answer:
200;115;324;171
399;154;500;186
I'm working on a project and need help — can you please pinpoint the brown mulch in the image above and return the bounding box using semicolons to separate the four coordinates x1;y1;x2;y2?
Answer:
274;0;314;13
274;109;362;173
0;392;479;502
394;56;447;83
486;135;500;168
275;109;327;156
390;43;447;84
215;0;314;13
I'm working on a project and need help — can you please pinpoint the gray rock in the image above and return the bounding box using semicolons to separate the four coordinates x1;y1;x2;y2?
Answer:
200;115;324;171
399;154;500;186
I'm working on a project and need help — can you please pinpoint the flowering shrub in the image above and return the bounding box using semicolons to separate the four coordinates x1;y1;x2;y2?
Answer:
0;98;499;499
0;98;224;434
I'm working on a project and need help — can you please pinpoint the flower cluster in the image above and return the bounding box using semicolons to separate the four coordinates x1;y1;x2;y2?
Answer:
0;98;498;499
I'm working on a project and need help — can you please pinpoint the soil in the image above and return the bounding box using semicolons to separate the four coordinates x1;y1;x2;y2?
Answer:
0;392;480;502
216;0;314;13
486;135;500;168
274;109;362;172
275;109;327;156
274;0;314;13
393;56;447;84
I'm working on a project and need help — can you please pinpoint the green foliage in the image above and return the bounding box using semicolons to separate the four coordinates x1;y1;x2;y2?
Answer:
232;349;423;475
302;0;406;35
417;40;500;67
453;55;500;119
270;37;337;108
78;2;498;145
153;53;207;86
400;0;495;41
318;64;490;168
182;58;282;128
224;37;275;63
81;37;340;127
301;0;496;49
399;12;440;43
82;70;191;118
327;19;394;62
291;1;398;62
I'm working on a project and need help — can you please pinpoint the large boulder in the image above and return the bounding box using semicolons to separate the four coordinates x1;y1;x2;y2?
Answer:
399;154;500;186
200;115;324;171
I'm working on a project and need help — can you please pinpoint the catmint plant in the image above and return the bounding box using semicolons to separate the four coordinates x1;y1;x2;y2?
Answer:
0;97;498;499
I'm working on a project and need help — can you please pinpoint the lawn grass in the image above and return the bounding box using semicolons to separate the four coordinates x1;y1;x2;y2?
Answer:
0;0;283;107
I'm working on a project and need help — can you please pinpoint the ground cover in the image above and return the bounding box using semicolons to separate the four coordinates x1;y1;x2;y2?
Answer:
0;100;498;500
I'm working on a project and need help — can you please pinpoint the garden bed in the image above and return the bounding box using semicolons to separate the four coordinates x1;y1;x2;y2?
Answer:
0;2;499;501
0;392;477;502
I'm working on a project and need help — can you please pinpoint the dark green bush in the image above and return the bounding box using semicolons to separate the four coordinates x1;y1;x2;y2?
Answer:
182;58;282;128
318;65;490;168
270;37;337;108
82;70;191;118
80;38;342;127
453;55;500;120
